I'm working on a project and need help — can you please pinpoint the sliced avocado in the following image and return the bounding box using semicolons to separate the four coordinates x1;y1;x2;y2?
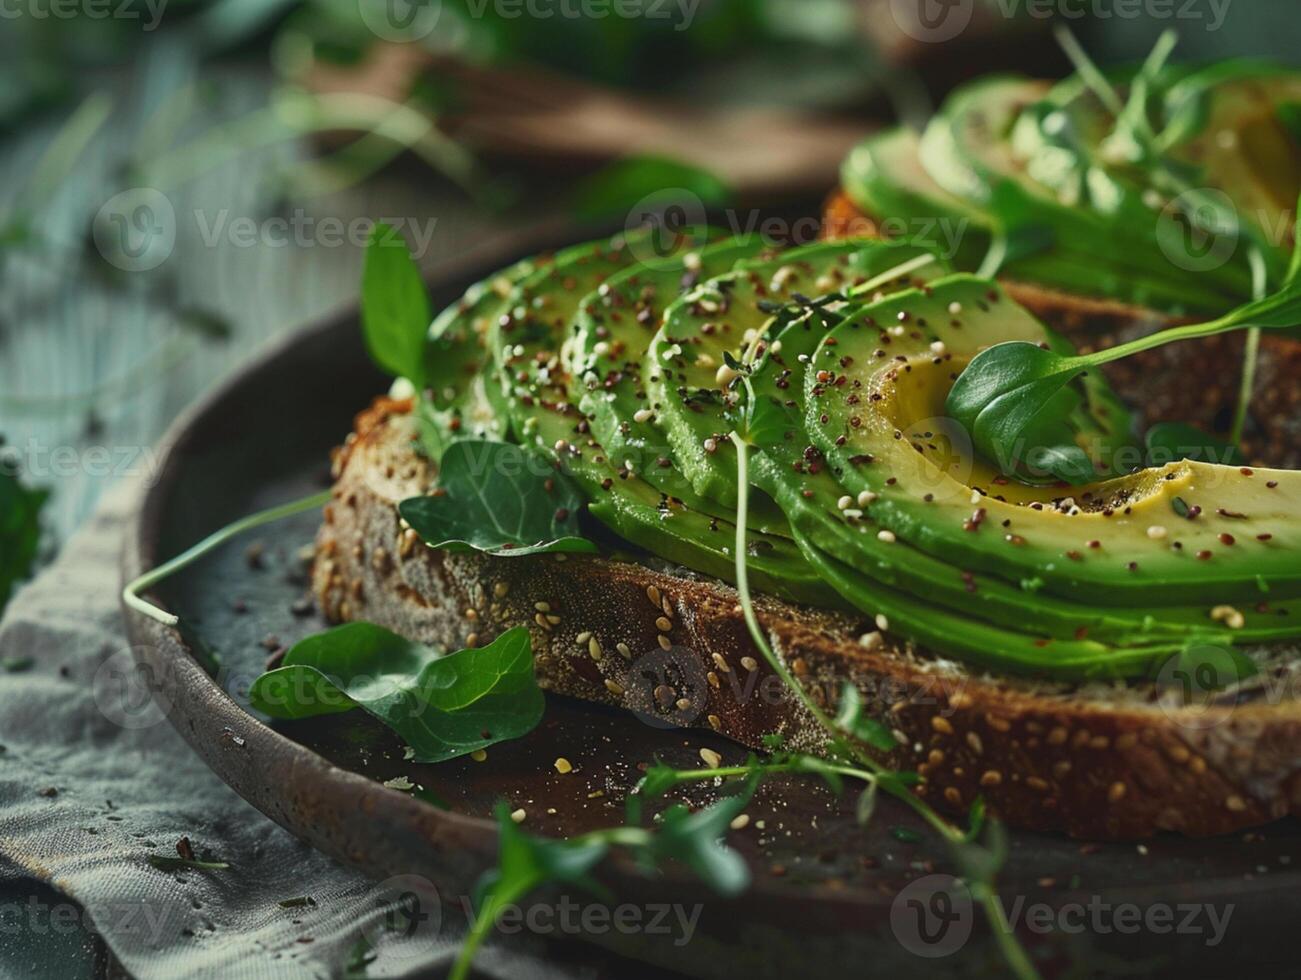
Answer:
477;228;835;605
745;278;1285;648
422;256;535;442
804;275;1301;606
788;525;1181;681
567;233;791;535
1162;67;1301;280
920;75;1250;310
647;239;947;510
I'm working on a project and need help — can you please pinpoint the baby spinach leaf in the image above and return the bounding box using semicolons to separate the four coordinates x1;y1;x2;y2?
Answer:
361;222;430;388
1144;421;1244;467
249;623;544;763
398;440;597;557
0;462;47;614
636;775;757;896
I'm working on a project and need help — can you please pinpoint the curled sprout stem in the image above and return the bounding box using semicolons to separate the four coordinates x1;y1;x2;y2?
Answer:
123;490;332;627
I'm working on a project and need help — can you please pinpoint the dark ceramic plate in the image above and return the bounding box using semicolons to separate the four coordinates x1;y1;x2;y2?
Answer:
122;223;1301;979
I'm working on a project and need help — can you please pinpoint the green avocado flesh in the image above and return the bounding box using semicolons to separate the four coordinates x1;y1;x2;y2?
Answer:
412;232;1300;681
842;62;1301;314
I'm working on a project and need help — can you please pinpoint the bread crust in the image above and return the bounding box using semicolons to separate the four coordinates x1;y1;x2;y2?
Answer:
314;397;1301;840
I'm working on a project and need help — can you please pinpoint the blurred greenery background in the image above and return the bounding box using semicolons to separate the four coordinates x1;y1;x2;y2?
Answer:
0;0;1296;613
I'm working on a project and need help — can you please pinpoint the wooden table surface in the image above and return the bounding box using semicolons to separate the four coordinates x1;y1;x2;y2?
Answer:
0;53;512;547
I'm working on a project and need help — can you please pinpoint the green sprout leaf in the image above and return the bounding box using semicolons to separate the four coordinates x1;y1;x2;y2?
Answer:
398;440;597;557
0;461;47;615
361;222;431;387
833;684;899;753
249;623;544;764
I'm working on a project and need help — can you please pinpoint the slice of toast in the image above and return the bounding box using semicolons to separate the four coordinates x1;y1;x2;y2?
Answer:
823;189;1301;468
314;396;1301;840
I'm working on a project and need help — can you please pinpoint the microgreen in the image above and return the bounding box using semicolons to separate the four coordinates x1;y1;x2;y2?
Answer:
948;245;1301;482
451;782;757;980
397;440;597;557
249;624;544;763
727;431;1039;980
360;222;430;388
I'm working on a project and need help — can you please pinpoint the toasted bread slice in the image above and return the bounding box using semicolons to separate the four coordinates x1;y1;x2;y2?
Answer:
314;396;1301;840
822;189;1301;468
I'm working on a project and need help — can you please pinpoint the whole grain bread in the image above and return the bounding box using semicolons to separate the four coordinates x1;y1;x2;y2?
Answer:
314;396;1301;840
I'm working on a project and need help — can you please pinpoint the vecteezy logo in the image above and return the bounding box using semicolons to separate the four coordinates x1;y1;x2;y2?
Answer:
92;188;175;273
92;647;171;730
1155;187;1240;273
360;874;442;962
890;0;975;43
624;643;710;730
896;415;975;504
890;874;973;958
624;189;709;265
1153;643;1248;732
358;0;441;43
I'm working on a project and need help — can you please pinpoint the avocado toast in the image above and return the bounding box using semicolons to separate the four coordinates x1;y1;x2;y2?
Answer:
314;223;1301;840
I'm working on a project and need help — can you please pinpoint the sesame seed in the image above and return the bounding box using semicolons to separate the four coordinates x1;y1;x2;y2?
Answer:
707;714;722;731
616;642;632;659
589;637;603;660
715;364;738;386
655;616;672;632
534;601;551;613
657;634;672;650
707;671;720;688
633;408;654;423
700;748;723;768
493;581;510;599
859;631;883;649
931;717;953;735
980;770;1002;786
837;495;853;510
647;585;661;608
858;490;877;507
1225;795;1247;812
471;749;488;762
576;631;592;644
877;530;896;543
929;341;946;356
712;652;731;673
730;813;751;830
1146;525;1168;540
948;301;962;314
510;808;527;823
875;614;890;632
604;678;625;696
740;656;758;671
554;757;573;774
1210;605;1245;629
